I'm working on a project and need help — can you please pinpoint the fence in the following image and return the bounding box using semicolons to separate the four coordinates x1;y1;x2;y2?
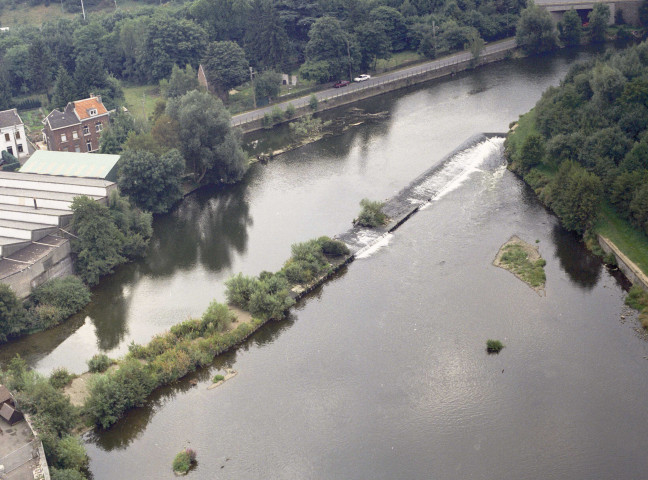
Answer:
0;439;39;474
231;40;516;129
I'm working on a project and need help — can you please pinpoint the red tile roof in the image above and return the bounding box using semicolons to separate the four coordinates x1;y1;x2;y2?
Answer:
73;96;108;120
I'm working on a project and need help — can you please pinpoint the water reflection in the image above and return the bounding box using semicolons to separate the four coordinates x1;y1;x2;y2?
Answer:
551;224;602;289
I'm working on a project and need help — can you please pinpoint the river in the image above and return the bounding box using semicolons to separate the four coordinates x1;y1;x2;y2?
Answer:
6;45;648;478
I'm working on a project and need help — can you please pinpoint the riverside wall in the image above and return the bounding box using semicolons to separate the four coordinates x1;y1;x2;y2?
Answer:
237;48;513;134
598;235;648;291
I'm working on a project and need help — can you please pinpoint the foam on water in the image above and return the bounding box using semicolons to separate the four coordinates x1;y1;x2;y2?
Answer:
355;233;393;259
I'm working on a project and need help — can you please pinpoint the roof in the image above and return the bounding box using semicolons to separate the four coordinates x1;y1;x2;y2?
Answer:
44;107;81;131
0;109;23;129
20;151;121;180
73;96;108;120
0;385;12;405
0;403;23;425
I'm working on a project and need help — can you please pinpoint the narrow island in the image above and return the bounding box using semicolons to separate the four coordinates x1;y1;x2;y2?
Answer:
493;236;546;294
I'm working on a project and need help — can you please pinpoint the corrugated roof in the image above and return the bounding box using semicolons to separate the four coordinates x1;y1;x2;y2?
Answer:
0;109;22;129
74;97;108;120
20;151;120;180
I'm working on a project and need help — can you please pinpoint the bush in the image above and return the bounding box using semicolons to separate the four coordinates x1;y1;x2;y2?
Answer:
625;285;648;311
262;112;273;128
0;284;30;343
225;273;257;308
354;198;387;228
54;435;88;471
285;103;296;117
30;276;90;326
50;468;86;480
49;368;74;389
486;339;504;353
87;354;113;373
317;236;350;256
309;94;318;110
212;374;225;383
271;106;284;122
172;448;196;474
201;301;234;332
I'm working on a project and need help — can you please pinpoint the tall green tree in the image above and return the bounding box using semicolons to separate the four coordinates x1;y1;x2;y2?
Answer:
202;41;250;100
51;67;77;109
117;149;185;214
26;38;53;92
588;3;610;43
369;6;408;52
160;65;200;98
558;9;582;46
516;1;558;54
254;70;282;103
0;284;29;343
166;90;247;184
244;0;290;69
355;21;391;71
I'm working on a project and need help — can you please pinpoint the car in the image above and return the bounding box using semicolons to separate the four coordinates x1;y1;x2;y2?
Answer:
354;74;371;82
333;80;350;88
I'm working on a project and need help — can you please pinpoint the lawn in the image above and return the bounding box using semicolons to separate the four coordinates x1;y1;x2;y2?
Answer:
375;50;425;72
123;84;161;120
595;203;648;276
20;108;45;134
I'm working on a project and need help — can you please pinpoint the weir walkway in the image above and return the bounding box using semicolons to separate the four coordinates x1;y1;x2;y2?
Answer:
231;38;517;132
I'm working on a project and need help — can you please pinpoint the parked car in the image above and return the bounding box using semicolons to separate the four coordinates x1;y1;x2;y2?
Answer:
354;74;371;82
334;80;350;88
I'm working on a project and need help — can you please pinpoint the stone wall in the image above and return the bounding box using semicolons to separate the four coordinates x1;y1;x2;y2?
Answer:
598;235;648;290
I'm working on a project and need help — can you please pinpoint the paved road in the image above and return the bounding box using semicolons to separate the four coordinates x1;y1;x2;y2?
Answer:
231;38;517;127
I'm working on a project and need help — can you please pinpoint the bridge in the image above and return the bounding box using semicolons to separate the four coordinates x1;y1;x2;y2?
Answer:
536;0;643;25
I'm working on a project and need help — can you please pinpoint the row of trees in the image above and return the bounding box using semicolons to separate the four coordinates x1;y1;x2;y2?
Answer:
506;41;648;236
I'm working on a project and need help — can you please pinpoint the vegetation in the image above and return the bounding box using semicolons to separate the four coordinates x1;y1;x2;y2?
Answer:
515;1;559;55
354;198;388;228
506;42;648;268
499;244;546;288
625;285;648;328
486;339;505;353
49;368;74;390
212;374;225;383
172;448;197;474
87;354;113;373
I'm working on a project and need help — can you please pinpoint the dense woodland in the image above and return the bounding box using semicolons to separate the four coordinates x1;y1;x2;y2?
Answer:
506;41;648;238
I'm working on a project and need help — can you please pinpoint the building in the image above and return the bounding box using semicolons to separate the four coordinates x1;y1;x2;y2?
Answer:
42;95;110;153
0;109;29;161
20;150;121;181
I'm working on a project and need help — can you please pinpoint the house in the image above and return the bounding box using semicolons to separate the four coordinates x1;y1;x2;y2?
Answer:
42;95;110;153
0;384;22;425
0;109;29;161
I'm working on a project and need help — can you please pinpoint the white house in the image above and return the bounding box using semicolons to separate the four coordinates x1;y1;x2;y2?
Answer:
0;109;29;161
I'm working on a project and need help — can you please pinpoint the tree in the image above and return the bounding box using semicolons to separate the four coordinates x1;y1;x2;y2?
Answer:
254;70;282;103
51;67;77;109
117;149;185;214
558;9;582;46
369;6;408;52
166;90;247;184
588;3;610;43
202;41;249;100
26;38;53;92
518;133;545;171
516;1;558;54
244;0;290;69
355;22;391;71
160;65;200;99
74;54;108;99
0;284;29;343
99;108;138;154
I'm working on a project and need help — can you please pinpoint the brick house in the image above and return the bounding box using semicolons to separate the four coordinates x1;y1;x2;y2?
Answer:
0;109;29;160
42;95;110;153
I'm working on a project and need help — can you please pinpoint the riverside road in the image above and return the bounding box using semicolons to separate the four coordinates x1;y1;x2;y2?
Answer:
231;38;517;127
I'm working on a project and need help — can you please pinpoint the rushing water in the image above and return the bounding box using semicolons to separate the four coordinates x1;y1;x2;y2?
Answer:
7;45;648;478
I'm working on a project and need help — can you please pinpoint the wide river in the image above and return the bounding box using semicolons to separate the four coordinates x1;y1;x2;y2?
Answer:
6;45;648;478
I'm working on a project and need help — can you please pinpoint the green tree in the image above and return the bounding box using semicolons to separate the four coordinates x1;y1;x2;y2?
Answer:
588;3;610;43
518;133;545;172
0;284;29;343
630;183;648;233
166;90;247;184
244;0;290;69
51;67;77;109
117;149;185;214
370;6;408;52
99;108;138;154
558;9;582;46
202;41;249;100
516;1;558;54
26;38;53;93
254;70;282;103
355;21;391;71
160;65;200;99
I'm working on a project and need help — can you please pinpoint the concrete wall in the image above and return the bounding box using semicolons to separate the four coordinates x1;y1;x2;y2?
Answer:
238;48;512;134
3;240;73;299
598;235;648;290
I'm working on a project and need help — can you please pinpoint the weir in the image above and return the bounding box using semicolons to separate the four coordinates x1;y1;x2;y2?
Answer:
337;133;505;256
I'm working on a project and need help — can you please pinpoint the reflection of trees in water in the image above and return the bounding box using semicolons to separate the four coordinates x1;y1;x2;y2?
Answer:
551;224;601;289
144;182;253;277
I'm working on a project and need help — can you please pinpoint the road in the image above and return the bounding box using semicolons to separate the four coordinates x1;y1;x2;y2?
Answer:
231;38;517;127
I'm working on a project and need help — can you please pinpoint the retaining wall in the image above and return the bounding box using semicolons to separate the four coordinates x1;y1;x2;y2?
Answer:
598;235;648;290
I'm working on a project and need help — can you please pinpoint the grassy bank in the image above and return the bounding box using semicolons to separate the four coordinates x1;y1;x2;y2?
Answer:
595;203;648;275
122;84;161;120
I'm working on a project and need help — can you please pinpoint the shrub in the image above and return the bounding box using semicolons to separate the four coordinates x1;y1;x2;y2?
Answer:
486;339;504;353
354;198;387;228
262;112;273;128
271;106;284;122
625;285;648;311
285;103;296;117
225;274;257;309
309;94;318;110
87;354;113;373
248;274;295;320
29;276;91;328
317;236;350;256
201;301;234;332
49;368;74;389
54;435;88;471
172;448;196;474
0;284;30;343
18;375;78;436
50;468;86;480
212;374;225;383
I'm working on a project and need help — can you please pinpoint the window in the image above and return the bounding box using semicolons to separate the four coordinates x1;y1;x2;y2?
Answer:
17;144;23;153
86;141;92;151
83;125;89;135
7;146;12;154
89;108;97;116
72;131;78;139
4;133;9;141
95;122;103;132
75;146;81;153
15;131;20;139
61;133;67;142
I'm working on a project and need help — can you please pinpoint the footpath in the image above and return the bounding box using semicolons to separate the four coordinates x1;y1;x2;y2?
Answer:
231;38;517;133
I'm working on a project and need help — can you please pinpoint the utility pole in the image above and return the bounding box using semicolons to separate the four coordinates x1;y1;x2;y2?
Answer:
80;0;86;20
345;37;352;80
432;20;437;58
250;67;256;109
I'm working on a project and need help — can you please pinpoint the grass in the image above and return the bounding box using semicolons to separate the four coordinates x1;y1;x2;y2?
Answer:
499;244;546;288
212;374;225;383
375;50;425;72
594;203;648;277
20;108;45;134
486;339;504;353
506;108;538;156
123;84;161;121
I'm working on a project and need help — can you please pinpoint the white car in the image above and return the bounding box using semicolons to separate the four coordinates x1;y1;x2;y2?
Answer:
354;74;371;82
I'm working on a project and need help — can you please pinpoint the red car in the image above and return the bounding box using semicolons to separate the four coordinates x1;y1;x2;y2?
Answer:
334;80;350;88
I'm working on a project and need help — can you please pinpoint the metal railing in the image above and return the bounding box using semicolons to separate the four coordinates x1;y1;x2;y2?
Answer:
231;40;516;128
0;439;39;474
